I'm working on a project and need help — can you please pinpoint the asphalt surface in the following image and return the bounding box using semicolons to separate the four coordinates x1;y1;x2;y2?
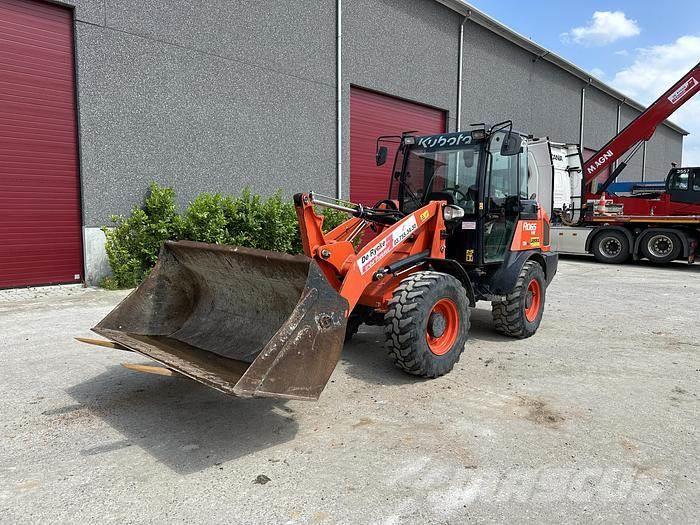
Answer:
0;257;698;524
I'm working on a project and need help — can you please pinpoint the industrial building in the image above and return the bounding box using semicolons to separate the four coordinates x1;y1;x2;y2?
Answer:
0;0;687;287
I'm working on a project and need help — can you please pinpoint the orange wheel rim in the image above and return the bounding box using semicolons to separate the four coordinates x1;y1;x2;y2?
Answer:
524;279;542;322
426;298;459;356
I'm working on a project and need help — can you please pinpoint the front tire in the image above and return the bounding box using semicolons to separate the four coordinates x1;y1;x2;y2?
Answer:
384;271;470;378
492;260;546;339
641;231;681;264
591;230;630;264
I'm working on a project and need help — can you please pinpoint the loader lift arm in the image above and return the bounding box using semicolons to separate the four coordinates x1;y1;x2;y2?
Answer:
295;192;448;312
584;62;700;195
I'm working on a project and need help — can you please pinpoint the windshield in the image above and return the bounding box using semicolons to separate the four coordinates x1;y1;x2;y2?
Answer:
400;144;481;214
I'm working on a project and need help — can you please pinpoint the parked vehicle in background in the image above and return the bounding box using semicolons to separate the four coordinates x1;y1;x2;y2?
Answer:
543;62;700;264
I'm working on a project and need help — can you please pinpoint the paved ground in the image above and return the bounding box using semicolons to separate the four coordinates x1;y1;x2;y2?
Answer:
0;257;698;524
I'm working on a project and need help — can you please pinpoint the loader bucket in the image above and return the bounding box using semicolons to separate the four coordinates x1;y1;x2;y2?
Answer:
93;240;349;400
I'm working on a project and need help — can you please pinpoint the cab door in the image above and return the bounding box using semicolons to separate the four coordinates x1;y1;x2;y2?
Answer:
482;131;525;263
667;167;700;204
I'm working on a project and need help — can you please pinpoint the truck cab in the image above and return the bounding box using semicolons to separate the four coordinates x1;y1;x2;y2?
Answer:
666;167;700;204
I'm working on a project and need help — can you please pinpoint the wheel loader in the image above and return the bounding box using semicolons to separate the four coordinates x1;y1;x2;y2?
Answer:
79;121;557;400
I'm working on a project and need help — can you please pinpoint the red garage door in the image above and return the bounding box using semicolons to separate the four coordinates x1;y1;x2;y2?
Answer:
0;0;82;288
350;87;446;207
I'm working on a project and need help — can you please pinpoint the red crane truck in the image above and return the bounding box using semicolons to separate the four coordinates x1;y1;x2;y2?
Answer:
549;62;700;264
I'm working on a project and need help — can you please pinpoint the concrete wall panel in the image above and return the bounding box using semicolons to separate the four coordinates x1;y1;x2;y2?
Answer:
57;0;105;25
645;123;683;182
460;21;533;134
76;22;335;226
103;0;336;86
583;87;618;151
530;60;583;143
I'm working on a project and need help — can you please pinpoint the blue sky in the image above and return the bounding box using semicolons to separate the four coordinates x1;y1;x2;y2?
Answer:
466;0;700;167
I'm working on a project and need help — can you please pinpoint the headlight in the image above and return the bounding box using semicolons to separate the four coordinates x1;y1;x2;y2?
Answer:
443;204;465;221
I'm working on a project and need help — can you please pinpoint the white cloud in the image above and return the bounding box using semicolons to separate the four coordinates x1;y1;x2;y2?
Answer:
590;67;606;80
609;35;700;166
614;49;629;56
561;11;640;46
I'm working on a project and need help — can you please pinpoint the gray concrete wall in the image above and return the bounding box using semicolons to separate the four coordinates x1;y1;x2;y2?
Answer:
645;123;683;182
459;22;583;144
68;0;336;227
612;106;644;182
460;21;534;135
583;87;618;151
342;0;462;197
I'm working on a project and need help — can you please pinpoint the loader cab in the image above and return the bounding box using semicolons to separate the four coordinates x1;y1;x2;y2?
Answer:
666;167;700;204
385;126;530;266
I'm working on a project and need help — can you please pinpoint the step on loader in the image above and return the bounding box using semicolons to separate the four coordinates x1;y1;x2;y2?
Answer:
80;122;557;401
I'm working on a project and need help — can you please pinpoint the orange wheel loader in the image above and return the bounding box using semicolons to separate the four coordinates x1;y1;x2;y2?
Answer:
79;122;557;401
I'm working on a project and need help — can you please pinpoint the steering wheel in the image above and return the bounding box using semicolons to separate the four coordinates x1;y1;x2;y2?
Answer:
373;199;399;210
441;187;469;202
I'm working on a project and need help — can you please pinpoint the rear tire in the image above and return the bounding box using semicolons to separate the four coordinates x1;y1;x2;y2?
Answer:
384;271;470;378
591;230;630;264
492;260;545;339
641;231;681;264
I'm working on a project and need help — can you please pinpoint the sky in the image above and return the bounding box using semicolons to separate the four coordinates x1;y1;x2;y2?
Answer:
466;0;700;167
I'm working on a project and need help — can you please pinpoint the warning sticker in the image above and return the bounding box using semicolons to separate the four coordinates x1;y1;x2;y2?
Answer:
357;216;418;275
668;77;698;104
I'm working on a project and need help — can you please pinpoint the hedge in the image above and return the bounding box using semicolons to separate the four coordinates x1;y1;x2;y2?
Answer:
101;183;349;289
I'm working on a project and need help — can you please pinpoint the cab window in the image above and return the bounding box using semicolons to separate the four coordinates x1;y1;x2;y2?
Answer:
692;168;700;191
669;169;690;190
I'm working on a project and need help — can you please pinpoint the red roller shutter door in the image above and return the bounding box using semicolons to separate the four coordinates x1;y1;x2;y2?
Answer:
349;87;446;207
0;0;83;288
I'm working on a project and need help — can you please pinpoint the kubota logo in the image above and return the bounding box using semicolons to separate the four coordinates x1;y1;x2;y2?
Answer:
586;150;613;175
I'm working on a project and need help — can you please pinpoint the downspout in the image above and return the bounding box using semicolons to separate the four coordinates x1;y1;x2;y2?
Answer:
336;0;342;198
456;12;470;131
614;99;624;170
579;78;591;149
641;141;647;181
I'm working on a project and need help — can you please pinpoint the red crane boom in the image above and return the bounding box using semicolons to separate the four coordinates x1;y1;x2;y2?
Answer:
584;62;700;194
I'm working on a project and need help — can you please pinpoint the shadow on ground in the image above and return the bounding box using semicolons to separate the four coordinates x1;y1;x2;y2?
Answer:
67;366;298;475
340;307;510;385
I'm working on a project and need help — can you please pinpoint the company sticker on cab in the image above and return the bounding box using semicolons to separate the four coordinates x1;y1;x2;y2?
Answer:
357;216;418;274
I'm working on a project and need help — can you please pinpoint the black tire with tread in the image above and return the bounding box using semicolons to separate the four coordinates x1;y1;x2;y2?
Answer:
492;260;545;339
591;230;630;264
640;230;681;264
384;271;470;378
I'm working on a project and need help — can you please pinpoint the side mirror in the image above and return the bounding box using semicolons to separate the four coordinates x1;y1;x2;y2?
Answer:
500;132;521;156
376;146;388;166
463;149;475;168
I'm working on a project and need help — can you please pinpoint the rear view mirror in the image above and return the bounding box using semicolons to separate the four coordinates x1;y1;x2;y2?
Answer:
463;149;474;168
501;132;521;156
376;146;388;166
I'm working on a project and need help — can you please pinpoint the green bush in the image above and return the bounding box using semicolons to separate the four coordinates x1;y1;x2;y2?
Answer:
102;183;180;289
102;183;353;289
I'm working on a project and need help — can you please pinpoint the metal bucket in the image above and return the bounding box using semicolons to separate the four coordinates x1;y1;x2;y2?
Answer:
93;241;348;400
